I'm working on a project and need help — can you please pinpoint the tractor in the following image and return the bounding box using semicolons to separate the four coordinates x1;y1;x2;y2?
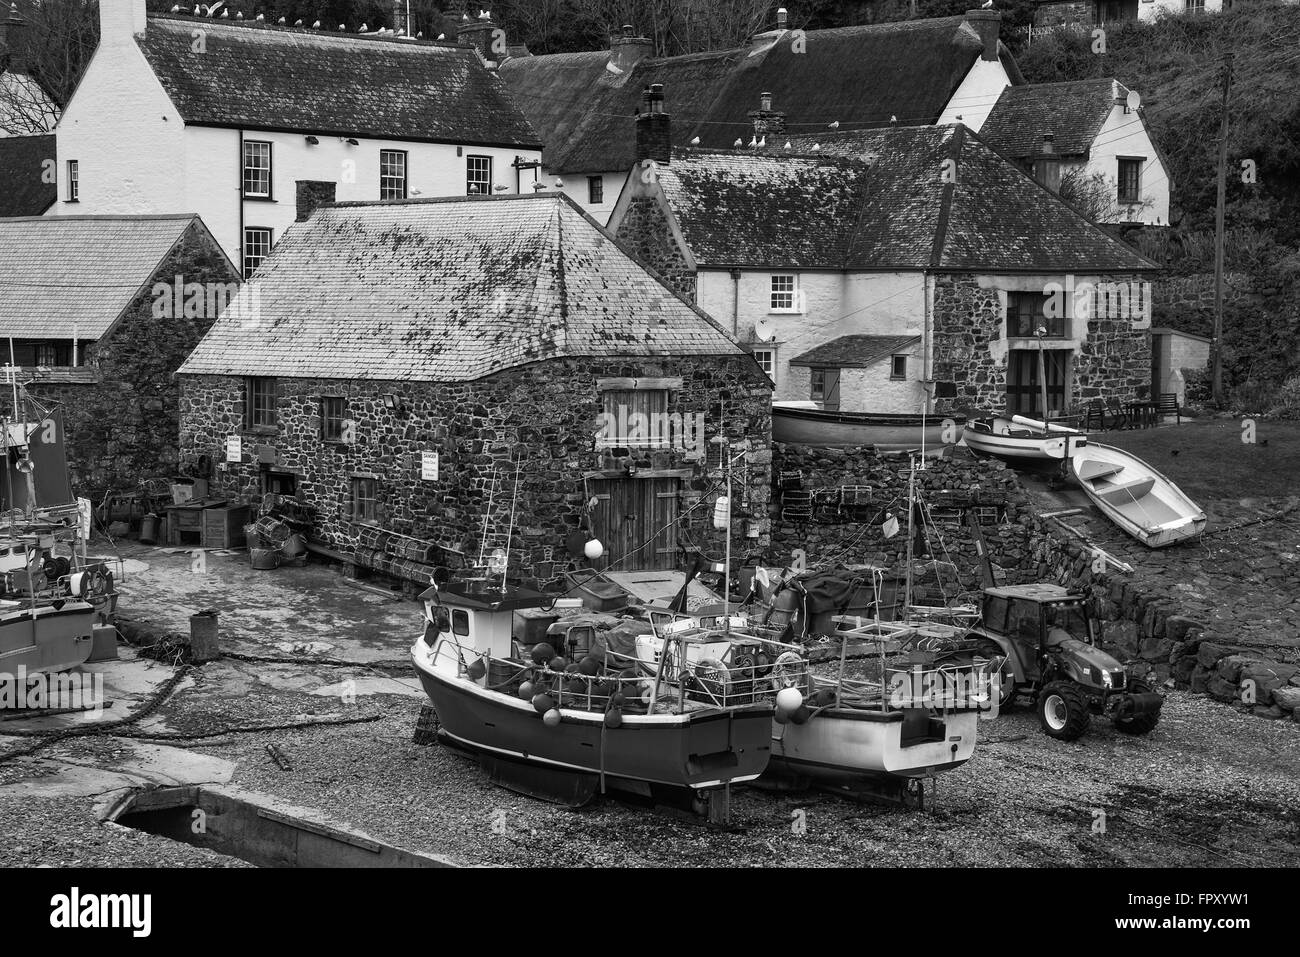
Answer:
962;584;1163;741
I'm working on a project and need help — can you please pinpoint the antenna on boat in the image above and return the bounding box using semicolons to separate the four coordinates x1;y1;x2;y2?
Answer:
1035;326;1051;428
499;455;522;594
904;452;917;612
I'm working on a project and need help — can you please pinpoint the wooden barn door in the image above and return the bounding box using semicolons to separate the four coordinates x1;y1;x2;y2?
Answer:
588;478;679;571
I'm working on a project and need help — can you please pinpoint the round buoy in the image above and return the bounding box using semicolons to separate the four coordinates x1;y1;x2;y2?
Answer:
775;687;803;714
813;688;836;708
550;656;569;672
517;681;535;701
530;643;556;665
543;708;562;727
563;661;581;674
604;708;623;729
466;658;487;681
578;656;601;676
774;708;790;725
532;693;554;714
610;691;627;708
790;705;812;725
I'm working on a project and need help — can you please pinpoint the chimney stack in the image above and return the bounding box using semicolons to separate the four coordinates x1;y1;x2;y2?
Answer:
457;9;503;66
0;3;28;75
610;24;652;73
749;91;786;138
100;0;148;47
1032;134;1061;194
635;84;671;166
296;181;337;223
776;7;788;29
963;9;1001;62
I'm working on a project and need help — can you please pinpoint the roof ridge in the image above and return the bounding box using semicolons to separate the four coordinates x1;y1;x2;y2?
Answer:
149;13;466;51
0;213;197;223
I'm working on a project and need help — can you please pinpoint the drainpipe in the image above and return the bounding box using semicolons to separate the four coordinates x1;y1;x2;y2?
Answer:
923;271;934;414
237;130;245;277
730;268;741;335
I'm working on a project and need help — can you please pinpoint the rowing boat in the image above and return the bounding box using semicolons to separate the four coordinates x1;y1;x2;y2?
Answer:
1069;443;1206;547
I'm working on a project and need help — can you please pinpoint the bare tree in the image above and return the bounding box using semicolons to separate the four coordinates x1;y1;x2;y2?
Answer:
0;0;98;135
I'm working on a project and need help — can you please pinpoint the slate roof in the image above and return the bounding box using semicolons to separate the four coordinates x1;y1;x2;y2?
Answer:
178;194;745;382
979;79;1126;159
790;335;920;368
500;15;1024;173
649;126;1157;273
0;133;55;216
0;215;217;338
137;15;539;148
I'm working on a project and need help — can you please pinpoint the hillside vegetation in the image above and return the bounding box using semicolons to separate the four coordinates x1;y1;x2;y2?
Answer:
1019;3;1300;407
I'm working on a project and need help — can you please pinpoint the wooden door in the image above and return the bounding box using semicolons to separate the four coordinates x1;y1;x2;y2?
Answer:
1006;350;1067;416
588;478;679;571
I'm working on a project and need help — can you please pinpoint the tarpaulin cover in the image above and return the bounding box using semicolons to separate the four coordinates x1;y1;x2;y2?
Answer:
0;411;74;512
798;569;875;614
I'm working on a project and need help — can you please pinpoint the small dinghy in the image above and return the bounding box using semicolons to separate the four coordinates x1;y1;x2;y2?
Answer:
1070;443;1206;548
962;415;1085;463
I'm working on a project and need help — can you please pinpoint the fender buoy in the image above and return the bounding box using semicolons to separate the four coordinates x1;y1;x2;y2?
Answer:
770;651;807;695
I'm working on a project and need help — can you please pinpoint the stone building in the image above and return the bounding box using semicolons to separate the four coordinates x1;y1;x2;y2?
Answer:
177;193;772;580
611;114;1159;418
0;214;239;491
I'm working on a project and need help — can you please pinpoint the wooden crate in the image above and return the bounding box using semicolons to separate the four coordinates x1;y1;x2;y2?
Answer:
202;504;250;549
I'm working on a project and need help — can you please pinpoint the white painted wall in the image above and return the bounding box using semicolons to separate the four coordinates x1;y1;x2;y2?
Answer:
1074;99;1171;225
182;126;539;268
1139;0;1224;22
936;57;1012;133
546;169;627;225
49;2;543;267
696;267;928;413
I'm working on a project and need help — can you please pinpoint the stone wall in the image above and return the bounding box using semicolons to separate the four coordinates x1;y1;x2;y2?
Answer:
179;355;771;581
26;222;238;495
931;273;1150;415
613;195;697;302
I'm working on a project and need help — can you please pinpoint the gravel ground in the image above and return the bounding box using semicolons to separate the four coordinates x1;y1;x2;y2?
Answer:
6;669;1284;868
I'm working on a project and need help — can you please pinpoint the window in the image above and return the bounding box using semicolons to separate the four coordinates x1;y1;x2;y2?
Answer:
380;150;407;200
35;342;70;366
467;155;492;195
596;388;671;449
1006;291;1066;339
66;160;78;202
243;227;272;278
245;377;276;430
752;348;776;383
1185;0;1205;12
770;275;797;312
451;609;470;636
242;141;272;198
890;355;908;380
351;476;377;522
321;396;346;442
1117;158;1142;203
587;175;604;205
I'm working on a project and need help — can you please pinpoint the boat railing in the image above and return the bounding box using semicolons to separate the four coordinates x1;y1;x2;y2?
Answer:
432;632;807;715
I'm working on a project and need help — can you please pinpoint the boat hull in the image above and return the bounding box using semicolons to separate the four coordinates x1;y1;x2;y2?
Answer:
0;602;97;674
413;643;773;793
962;417;1083;462
767;707;979;785
1070;442;1207;548
773;407;962;449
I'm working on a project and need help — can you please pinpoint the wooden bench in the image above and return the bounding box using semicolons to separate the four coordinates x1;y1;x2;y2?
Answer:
1157;393;1182;424
1097;477;1155;503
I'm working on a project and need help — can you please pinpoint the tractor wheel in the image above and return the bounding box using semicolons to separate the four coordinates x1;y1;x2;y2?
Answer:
975;641;1016;711
1037;681;1091;741
1112;679;1161;736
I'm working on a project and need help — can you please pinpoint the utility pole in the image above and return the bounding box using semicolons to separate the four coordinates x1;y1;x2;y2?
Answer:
1212;51;1233;407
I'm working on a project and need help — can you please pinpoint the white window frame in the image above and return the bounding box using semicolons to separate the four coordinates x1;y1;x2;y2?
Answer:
380;150;407;201
243;227;273;278
751;347;776;384
66;160;79;202
770;275;802;313
890;355;907;380
587;175;604;205
467;155;492;195
242;141;272;198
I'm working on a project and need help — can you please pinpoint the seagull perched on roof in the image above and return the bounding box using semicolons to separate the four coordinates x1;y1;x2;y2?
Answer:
890;114;897;123
192;4;201;13
277;17;286;25
171;4;181;11
828;120;840;130
733;138;743;148
758;136;766;148
811;143;821;151
783;140;791;149
294;20;303;27
254;13;264;21
982;0;995;9
359;23;369;32
689;136;700;145
234;11;243;19
221;7;229;17
748;135;758;147
312;20;321;29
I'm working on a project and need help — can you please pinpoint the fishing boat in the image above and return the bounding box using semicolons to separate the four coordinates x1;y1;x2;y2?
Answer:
773;402;964;451
0;391;116;674
962;414;1086;463
1070;442;1206;547
410;575;806;820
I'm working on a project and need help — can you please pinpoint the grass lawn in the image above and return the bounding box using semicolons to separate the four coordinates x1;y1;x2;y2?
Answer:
1089;416;1300;504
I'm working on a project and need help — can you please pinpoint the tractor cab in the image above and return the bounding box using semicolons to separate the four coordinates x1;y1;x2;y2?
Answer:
977;584;1096;681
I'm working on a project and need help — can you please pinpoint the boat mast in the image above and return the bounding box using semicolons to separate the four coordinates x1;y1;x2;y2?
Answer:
904;454;916;612
1034;326;1050;426
722;435;732;630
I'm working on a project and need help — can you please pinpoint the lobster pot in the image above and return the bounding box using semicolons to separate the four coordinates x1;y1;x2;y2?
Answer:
355;524;390;552
253;516;291;547
250;547;279;570
487;659;524;693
